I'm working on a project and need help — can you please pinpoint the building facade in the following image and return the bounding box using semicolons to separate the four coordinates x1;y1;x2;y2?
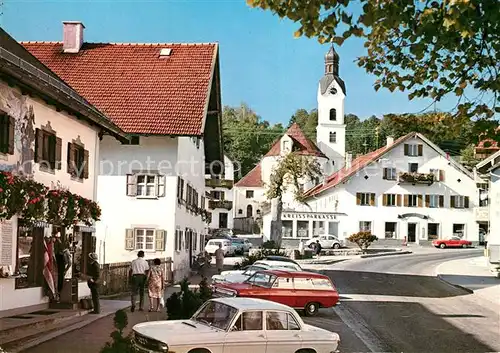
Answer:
206;155;235;231
24;22;224;281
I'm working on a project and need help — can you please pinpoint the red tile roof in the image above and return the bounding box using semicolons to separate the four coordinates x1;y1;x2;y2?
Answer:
265;123;326;158
235;163;263;187
22;41;218;135
305;133;415;198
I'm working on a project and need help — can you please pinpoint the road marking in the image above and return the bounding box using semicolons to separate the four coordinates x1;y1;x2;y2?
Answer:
331;305;389;353
339;294;436;303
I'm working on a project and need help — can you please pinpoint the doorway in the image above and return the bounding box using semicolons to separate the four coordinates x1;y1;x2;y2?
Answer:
407;223;417;242
385;222;397;238
428;223;439;240
246;204;253;217
219;212;228;228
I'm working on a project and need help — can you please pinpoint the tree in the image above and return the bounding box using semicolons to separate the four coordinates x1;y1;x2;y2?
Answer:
247;0;500;140
165;277;212;320
347;231;378;253
100;310;133;353
288;109;318;141
460;144;479;169
266;152;322;247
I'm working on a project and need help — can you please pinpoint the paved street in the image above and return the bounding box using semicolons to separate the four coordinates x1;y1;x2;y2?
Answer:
23;248;499;353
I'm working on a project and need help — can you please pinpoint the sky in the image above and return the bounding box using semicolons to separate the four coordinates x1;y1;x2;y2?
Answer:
1;0;459;125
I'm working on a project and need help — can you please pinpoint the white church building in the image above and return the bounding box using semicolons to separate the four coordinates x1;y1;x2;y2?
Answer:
234;46;480;246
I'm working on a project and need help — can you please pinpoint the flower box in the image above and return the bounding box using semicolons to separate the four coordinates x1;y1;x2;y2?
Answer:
398;172;434;185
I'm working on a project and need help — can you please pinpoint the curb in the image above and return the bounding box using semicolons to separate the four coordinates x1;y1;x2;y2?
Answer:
360;250;413;258
298;259;349;265
435;274;474;294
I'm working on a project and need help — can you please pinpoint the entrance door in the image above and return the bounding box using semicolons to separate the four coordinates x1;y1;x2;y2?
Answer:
407;223;417;242
219;212;228;228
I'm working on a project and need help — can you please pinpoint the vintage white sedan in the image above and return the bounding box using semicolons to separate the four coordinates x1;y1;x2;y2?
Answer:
211;260;303;285
132;297;340;353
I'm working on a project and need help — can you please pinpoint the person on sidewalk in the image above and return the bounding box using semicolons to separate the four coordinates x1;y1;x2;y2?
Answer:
214;244;224;274
147;258;165;312
86;253;101;314
129;250;149;312
315;240;322;259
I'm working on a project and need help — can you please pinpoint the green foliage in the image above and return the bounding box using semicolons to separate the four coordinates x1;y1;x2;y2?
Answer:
288;109;318;141
166;277;212;320
233;248;288;269
247;0;500;135
347;231;378;253
100;310;133;353
460;144;480;168
262;240;277;249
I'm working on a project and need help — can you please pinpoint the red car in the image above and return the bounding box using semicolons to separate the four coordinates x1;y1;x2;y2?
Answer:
432;236;473;249
212;269;339;316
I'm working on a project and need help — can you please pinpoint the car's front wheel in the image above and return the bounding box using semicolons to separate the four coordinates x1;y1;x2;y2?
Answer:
439;243;446;249
188;349;211;353
333;243;341;249
304;302;319;317
462;244;468;248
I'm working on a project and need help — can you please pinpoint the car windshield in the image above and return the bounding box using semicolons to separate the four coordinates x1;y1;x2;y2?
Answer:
210;241;221;246
192;300;238;331
243;265;267;275
245;272;277;288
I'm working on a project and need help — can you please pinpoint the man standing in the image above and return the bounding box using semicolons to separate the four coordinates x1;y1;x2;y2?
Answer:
86;253;100;314
214;243;224;274
129;250;149;312
315;240;322;259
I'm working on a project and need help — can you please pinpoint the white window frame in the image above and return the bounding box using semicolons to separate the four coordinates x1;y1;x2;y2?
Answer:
386;193;397;206
455;195;465;208
136;174;157;198
429;194;440;208
175;229;182;252
329;131;337;143
386;168;396;180
359;193;371;206
407;144;419;156
134;228;155;251
359;221;372;232
408;194;418;207
429;169;440;181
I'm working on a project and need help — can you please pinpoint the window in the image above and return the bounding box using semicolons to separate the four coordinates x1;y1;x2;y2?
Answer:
383;168;396;180
273;277;294;289
210;190;225;200
35;127;61;171
238;209;243;215
184;230;189;252
329;131;336;143
383;194;397;206
429;168;442;181
266;311;300;331
193;232;198;251
356;192;375;206
293;277;314;289
428;223;439;240
175;229;182;251
67;142;89;179
282;140;291;152
177;177;185;201
311;278;334;289
408;194;418;207
297;220;309;237
0;113;15;155
404;144;423;157
359;221;371;232
451;195;469;209
408;163;418;173
329;108;336;121
426;194;443;208
385;222;397;238
232;311;263;331
246;204;253;217
126;174;166;198
246;190;254;198
453;224;465;237
135;229;155;251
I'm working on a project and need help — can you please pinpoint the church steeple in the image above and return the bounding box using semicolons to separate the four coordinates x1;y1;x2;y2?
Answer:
324;45;339;76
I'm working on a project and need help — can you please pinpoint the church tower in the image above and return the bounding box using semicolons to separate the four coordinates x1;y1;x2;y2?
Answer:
316;45;346;172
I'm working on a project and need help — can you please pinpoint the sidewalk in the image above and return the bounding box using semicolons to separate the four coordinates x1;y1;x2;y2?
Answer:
435;256;500;309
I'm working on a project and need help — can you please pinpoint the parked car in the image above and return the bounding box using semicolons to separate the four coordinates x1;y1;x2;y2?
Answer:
305;234;342;249
205;239;235;256
432;236;473;249
211;259;303;284
263;255;300;265
231;238;252;255
132;297;340;353
213;269;339;316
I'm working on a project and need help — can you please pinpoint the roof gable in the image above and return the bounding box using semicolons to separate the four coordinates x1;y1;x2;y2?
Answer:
235;163;263;187
265;123;326;158
476;149;500;171
22;41;218;135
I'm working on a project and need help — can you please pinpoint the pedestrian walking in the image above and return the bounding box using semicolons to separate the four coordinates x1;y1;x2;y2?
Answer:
214;243;224;274
315;240;322;259
129;250;149;312
86;252;101;314
147;258;165;312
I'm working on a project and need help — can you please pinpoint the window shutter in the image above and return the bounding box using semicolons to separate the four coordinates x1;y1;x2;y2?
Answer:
83;149;89;179
126;174;137;196
356;193;361;205
91;235;97;253
396;194;402;206
157;175;166;197
464;196;470;208
55;137;62;170
439;170;445;182
417;144;423;156
382;194;387;206
35;128;43;162
417;194;423;207
382;168;388;180
177;177;181;199
221;191;225;201
125;229;135;250
404;144;409;156
370;193;376;206
155;230;166;251
439;195;444;207
67;143;74;175
425;195;430;207
404;195;409;207
450;195;455;208
8;115;15;155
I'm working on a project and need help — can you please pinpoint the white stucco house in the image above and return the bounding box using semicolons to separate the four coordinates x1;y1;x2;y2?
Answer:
205;155;235;231
24;22;224;281
0;27;127;317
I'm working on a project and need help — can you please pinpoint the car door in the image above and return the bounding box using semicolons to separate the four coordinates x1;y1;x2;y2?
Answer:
224;311;267;353
270;276;296;307
264;311;302;353
449;237;460;247
319;235;330;248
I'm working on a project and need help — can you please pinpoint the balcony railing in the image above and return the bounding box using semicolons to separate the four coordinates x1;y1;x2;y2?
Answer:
398;172;434;186
208;200;233;210
205;179;234;189
474;206;489;222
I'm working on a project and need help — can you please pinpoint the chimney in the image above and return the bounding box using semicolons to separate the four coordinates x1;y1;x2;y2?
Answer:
63;21;85;53
386;136;394;147
345;153;352;170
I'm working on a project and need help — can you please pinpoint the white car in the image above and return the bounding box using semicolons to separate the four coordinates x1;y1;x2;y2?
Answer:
212;259;302;284
132;297;340;353
205;239;235;256
306;234;342;249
